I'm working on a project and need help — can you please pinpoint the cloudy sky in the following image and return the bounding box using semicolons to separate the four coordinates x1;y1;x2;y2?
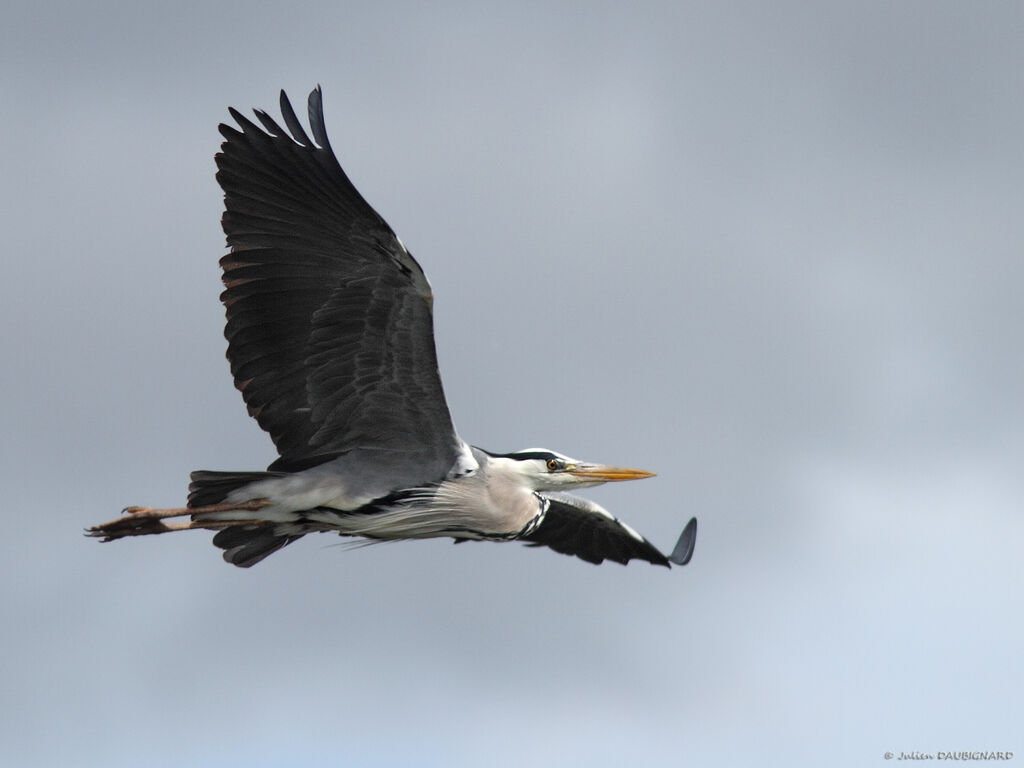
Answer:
2;1;1021;766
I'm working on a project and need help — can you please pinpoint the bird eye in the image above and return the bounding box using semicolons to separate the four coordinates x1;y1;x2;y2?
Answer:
546;459;560;471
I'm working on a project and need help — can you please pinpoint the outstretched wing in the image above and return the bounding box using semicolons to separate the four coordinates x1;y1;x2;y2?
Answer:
215;88;461;482
523;493;698;567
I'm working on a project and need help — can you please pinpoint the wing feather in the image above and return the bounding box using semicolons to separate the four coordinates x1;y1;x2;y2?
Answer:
524;493;696;568
215;87;460;482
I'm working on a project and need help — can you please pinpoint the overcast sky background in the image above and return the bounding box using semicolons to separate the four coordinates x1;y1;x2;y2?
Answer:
2;2;1021;766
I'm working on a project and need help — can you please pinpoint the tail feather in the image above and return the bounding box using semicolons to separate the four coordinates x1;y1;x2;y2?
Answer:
187;470;283;507
189;470;303;567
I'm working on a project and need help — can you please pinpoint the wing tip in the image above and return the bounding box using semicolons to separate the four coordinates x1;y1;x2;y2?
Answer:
307;85;331;151
668;517;698;566
278;88;313;147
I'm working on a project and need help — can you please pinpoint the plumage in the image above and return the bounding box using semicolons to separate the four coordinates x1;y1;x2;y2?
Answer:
87;87;697;571
215;89;455;484
525;493;673;567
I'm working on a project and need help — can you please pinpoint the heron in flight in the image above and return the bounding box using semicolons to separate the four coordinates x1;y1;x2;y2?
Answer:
88;88;697;569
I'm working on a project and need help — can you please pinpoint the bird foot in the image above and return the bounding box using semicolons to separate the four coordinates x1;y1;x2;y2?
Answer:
86;508;189;541
87;499;272;541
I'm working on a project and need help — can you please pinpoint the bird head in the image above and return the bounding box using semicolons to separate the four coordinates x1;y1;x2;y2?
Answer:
498;448;656;492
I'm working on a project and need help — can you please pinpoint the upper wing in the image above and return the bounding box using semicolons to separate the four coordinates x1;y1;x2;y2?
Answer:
215;88;461;481
523;493;697;567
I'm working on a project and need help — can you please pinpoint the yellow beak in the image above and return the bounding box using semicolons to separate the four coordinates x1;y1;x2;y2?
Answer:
566;464;656;482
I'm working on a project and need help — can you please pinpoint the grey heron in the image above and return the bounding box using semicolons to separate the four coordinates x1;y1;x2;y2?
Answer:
88;87;697;569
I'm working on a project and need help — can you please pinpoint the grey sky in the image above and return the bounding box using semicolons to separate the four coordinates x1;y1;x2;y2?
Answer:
2;1;1022;766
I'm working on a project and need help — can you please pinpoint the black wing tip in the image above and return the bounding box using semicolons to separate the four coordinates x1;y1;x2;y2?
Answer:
306;85;331;151
668;517;698;566
278;88;313;147
220;86;329;151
